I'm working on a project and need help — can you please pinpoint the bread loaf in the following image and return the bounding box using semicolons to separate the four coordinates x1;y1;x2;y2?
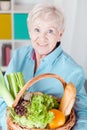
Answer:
59;82;76;117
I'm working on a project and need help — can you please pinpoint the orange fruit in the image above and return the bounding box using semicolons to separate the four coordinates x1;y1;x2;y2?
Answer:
48;109;65;129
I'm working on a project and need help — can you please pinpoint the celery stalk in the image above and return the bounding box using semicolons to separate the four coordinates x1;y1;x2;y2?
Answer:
6;72;25;99
6;73;19;99
0;69;14;107
15;72;25;90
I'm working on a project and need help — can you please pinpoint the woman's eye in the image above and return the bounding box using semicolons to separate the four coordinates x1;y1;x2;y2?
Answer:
34;28;40;32
48;29;53;33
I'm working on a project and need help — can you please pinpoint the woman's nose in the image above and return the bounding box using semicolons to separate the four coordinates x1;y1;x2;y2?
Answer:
39;32;47;41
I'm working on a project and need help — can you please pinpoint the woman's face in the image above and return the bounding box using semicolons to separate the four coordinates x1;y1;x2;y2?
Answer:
29;14;63;57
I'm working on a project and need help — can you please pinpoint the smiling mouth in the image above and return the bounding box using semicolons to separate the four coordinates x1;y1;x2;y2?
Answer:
37;43;48;47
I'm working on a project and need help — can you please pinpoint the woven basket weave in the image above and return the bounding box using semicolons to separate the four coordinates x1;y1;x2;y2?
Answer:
7;73;76;130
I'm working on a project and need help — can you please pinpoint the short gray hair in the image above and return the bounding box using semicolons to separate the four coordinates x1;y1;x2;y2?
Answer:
27;3;65;32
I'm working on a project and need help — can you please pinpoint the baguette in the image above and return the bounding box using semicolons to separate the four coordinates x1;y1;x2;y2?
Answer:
59;82;76;117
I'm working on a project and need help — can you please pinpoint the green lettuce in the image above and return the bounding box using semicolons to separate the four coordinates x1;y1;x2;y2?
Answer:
9;94;59;128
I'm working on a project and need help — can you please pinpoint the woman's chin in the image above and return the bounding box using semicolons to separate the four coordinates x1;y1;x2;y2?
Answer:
36;51;50;57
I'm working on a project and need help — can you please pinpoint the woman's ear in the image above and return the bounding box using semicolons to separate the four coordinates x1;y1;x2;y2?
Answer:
58;29;64;42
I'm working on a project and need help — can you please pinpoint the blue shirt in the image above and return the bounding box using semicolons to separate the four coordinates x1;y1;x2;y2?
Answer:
0;44;87;130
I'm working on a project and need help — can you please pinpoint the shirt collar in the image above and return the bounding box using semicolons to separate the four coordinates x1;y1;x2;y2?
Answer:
42;43;63;65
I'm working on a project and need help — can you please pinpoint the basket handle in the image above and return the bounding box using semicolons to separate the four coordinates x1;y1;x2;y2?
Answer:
12;73;67;107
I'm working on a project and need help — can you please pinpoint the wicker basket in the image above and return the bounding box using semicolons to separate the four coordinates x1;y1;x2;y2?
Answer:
7;73;76;130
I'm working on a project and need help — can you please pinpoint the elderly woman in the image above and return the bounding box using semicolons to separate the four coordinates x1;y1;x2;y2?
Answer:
0;3;87;130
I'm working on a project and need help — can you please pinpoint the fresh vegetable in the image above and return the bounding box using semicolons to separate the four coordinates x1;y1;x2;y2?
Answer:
48;109;65;129
0;69;14;107
0;69;25;107
8;93;59;128
6;72;25;99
